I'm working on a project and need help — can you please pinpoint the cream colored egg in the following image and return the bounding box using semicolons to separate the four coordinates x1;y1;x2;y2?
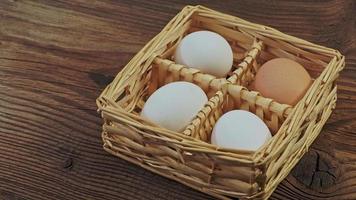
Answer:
174;31;233;77
141;81;208;132
211;110;271;151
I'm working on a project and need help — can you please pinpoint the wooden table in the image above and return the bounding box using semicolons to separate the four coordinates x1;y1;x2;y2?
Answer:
1;1;355;199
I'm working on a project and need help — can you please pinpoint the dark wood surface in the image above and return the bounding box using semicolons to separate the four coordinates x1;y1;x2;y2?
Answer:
1;1;355;199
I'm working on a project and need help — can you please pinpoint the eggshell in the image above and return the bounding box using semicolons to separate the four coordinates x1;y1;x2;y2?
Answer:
141;81;208;132
211;110;271;151
254;58;312;105
174;31;233;77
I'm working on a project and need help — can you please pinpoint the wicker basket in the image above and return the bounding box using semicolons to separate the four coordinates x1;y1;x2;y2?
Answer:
97;5;345;200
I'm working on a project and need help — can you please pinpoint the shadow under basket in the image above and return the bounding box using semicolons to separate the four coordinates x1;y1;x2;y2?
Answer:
97;5;345;200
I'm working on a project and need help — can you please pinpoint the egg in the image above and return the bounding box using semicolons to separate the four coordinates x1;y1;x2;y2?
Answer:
174;31;233;77
254;58;312;105
141;81;208;132
211;110;271;151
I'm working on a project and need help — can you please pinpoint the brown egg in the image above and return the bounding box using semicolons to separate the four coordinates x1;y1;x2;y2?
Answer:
254;58;312;106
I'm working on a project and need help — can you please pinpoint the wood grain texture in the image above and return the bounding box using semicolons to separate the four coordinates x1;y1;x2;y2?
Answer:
0;0;355;199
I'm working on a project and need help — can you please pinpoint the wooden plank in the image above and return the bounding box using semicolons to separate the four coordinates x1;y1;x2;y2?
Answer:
0;0;355;199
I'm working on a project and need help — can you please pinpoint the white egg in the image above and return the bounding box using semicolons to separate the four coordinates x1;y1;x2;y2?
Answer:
211;110;272;151
141;81;208;132
174;31;233;78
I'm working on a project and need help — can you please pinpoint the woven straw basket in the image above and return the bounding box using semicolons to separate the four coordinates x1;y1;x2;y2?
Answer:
97;5;345;200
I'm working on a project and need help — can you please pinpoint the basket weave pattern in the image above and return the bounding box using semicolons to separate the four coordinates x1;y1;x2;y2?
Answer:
97;5;345;199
